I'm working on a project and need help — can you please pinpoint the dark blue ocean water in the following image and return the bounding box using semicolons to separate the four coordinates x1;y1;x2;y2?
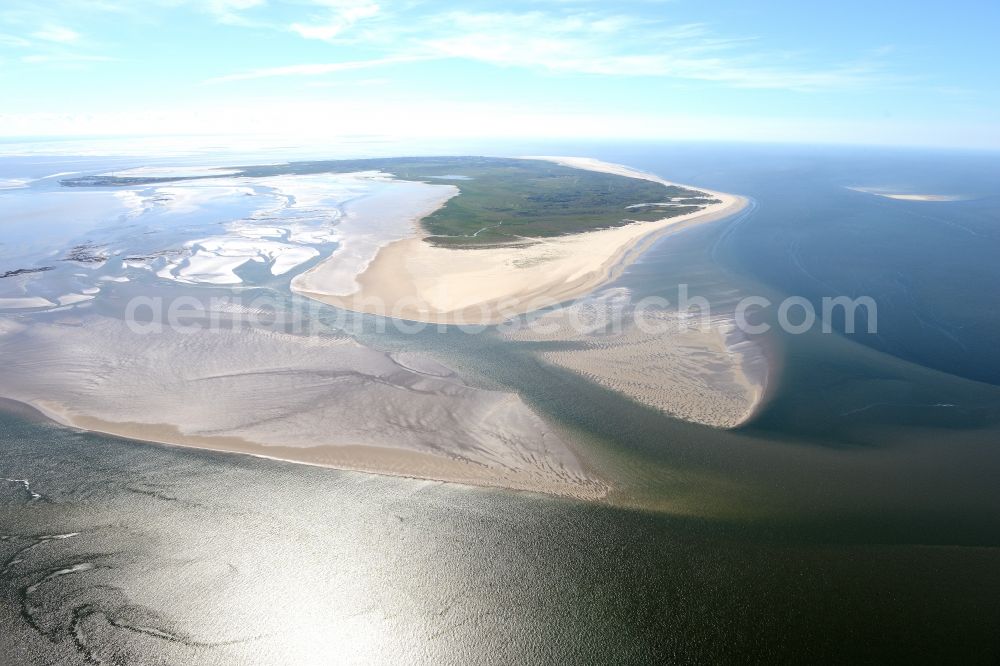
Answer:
597;143;1000;383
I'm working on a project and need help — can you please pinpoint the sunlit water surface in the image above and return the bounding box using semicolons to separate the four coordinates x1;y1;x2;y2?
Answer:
3;142;1000;662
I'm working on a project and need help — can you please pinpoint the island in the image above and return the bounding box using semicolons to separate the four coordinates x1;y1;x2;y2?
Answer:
62;156;746;324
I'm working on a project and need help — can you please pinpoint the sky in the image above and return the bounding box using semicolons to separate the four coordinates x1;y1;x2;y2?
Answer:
0;0;998;149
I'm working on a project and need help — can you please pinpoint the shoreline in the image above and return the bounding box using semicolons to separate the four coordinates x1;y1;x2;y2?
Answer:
0;156;755;504
0;312;611;502
291;157;749;325
5;396;608;501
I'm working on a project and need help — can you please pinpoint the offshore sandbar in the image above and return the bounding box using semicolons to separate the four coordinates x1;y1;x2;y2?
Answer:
0;315;606;500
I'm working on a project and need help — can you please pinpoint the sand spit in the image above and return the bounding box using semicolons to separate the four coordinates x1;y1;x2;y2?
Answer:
847;186;967;202
292;157;748;325
0;315;606;500
506;288;767;428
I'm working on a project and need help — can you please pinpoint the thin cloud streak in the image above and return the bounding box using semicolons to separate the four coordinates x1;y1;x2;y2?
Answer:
251;8;895;92
31;24;81;43
0;33;32;47
418;11;892;91
190;5;896;93
290;0;381;41
20;53;116;64
203;55;429;84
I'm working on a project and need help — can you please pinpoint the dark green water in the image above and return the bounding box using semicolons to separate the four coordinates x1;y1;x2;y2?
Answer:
3;404;1000;665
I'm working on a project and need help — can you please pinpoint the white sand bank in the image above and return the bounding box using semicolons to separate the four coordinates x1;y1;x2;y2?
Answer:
847;186;966;202
505;287;769;428
0;315;605;499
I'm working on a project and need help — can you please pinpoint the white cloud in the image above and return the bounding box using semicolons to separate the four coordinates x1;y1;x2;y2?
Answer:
0;33;32;48
203;0;267;25
255;8;892;92
415;11;888;91
289;0;379;41
208;0;266;10
31;24;80;43
206;4;888;93
20;53;116;64
203;54;423;83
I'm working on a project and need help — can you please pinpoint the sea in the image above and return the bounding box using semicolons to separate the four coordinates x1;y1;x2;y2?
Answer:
2;139;1000;664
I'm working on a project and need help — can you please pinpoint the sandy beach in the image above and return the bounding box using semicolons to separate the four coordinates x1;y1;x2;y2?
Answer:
292;157;748;324
0;315;606;500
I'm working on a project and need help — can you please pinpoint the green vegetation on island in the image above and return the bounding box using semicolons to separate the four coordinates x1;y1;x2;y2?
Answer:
61;156;711;248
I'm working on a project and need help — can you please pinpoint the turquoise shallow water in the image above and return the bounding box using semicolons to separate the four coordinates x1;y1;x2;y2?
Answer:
2;143;1000;662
